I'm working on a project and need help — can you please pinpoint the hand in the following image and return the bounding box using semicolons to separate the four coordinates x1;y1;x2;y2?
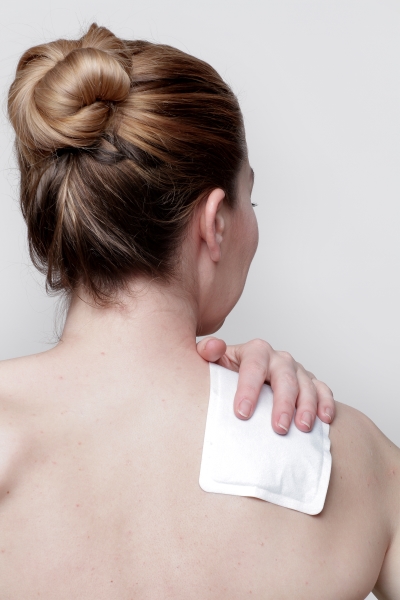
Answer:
196;337;335;434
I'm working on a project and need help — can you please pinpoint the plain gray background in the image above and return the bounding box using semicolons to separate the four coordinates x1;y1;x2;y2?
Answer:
0;3;398;597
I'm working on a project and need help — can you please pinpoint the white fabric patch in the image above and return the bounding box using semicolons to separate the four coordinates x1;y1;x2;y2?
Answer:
199;363;332;515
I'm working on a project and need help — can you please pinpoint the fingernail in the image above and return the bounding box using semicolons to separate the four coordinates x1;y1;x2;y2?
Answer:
278;413;290;432
300;411;313;430
324;408;333;423
238;399;252;419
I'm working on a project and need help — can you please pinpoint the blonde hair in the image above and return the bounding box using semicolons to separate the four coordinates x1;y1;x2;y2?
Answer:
8;24;245;302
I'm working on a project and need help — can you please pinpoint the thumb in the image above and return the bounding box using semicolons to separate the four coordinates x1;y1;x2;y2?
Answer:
196;337;227;362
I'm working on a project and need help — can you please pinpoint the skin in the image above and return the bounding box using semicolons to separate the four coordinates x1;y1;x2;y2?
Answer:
0;159;398;598
197;337;335;432
198;166;335;434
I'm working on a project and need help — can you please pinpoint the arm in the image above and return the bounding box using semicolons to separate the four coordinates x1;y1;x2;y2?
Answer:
373;438;400;599
197;337;335;434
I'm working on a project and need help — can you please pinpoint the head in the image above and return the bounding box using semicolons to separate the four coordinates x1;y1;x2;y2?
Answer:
8;24;258;335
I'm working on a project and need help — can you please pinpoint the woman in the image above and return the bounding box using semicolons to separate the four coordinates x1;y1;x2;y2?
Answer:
1;24;398;598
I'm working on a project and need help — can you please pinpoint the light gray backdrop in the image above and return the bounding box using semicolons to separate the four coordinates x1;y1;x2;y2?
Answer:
0;4;398;597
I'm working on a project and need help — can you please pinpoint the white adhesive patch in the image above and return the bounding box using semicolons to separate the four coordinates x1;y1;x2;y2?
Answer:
199;363;332;515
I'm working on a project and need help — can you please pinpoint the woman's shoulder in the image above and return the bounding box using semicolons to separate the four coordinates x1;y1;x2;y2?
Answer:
331;400;400;464
329;401;400;526
0;354;49;489
331;402;400;599
0;352;49;410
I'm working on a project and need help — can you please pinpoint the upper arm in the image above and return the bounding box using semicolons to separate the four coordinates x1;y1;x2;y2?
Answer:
372;436;400;599
330;403;400;599
373;534;400;599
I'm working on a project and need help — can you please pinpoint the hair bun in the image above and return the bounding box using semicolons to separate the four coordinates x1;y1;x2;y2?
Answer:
8;24;131;156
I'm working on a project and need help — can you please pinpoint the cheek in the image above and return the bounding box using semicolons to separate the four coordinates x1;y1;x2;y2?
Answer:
250;211;259;257
240;207;259;264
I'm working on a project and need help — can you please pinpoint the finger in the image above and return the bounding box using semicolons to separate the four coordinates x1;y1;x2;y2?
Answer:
304;369;317;380
231;340;272;420
293;368;318;432
196;337;227;363
313;379;335;424
269;365;300;435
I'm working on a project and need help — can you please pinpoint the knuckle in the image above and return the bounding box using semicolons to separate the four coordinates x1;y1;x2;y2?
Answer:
299;396;317;410
296;362;307;373
273;398;296;413
300;377;317;394
238;380;260;398
250;338;271;353
297;399;317;412
282;395;297;409
277;350;294;363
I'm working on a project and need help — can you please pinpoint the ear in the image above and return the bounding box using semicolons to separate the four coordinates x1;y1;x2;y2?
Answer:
199;188;226;263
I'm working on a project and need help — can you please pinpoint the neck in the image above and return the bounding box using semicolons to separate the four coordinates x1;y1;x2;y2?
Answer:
58;279;201;368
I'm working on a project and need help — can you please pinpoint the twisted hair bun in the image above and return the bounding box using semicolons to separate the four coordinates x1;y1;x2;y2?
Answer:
8;24;131;156
8;24;244;303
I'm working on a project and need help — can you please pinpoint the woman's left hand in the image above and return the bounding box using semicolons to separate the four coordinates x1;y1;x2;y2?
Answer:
196;337;335;435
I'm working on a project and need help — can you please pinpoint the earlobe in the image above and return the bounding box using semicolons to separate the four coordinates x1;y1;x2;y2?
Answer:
200;188;226;263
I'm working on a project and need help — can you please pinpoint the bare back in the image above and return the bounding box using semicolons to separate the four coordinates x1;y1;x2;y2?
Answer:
0;349;398;599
